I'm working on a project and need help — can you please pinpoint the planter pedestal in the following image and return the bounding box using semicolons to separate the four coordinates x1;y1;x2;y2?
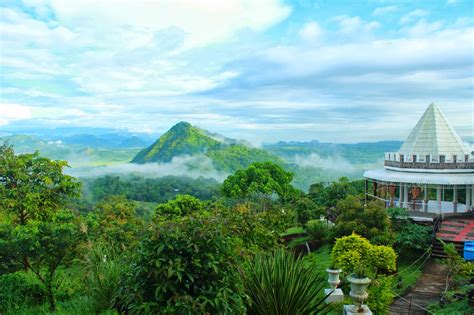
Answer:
343;305;372;315
324;288;344;303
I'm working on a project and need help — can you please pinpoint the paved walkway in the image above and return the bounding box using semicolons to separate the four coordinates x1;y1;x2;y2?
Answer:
390;259;447;315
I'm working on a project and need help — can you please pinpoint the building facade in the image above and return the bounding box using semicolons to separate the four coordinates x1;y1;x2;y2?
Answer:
364;104;474;215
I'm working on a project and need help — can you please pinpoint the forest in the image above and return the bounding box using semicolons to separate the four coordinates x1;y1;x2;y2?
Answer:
0;144;472;314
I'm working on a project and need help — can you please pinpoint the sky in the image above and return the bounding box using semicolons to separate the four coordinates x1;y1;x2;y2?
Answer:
1;0;473;144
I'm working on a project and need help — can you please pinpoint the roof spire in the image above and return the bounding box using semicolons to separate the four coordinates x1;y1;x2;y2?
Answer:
398;103;469;156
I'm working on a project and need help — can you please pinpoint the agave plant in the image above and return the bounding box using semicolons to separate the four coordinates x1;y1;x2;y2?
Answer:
242;248;333;315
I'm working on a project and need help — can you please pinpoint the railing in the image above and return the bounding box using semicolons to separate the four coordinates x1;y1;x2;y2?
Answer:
384;160;474;170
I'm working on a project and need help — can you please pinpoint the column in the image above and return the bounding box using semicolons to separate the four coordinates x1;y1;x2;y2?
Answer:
398;182;403;207
453;185;457;213
423;184;428;212
364;179;368;206
466;185;471;212
437;185;442;214
403;184;409;209
471;184;474;210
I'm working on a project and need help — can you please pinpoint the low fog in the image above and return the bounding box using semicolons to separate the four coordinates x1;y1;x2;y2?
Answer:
65;155;230;182
293;153;357;172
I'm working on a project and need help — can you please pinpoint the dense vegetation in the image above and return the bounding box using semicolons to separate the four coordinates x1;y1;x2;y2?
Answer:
1;145;472;314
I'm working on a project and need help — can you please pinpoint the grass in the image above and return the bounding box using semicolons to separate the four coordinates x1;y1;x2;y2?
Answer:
391;254;427;296
280;226;305;237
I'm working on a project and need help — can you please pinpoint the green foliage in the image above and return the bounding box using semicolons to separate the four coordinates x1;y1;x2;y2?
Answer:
290;193;324;225
395;222;431;254
132;122;223;163
118;216;246;314
281;226;305;237
0;271;45;313
367;276;394;315
0;144;81;225
1;209;84;310
308;177;364;208
221;161;295;201
331;234;396;314
333;195;394;245
214;204;281;253
83;242;125;313
83;175;220;205
86;195;143;249
207;144;282;173
154;194;204;219
306;219;331;242
331;233;396;276
241;248;331;315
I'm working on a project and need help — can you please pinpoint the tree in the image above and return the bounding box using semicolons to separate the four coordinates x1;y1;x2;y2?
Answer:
0;209;83;311
0;145;81;272
154;194;204;219
333;196;394;245
221;162;295;210
0;144;81;225
86;195;143;249
308;177;364;208
117;215;246;314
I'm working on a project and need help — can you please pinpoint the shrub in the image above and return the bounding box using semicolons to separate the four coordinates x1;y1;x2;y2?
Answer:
117;216;246;314
306;220;330;241
242;248;332;315
0;272;45;312
330;233;397;314
83;242;125;313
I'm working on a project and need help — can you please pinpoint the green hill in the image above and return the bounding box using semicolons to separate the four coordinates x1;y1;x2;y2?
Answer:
131;122;281;172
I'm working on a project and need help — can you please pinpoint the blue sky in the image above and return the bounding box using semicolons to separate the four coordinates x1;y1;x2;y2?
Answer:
1;0;473;143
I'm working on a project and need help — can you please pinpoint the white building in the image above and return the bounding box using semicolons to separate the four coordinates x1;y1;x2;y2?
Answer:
363;103;474;215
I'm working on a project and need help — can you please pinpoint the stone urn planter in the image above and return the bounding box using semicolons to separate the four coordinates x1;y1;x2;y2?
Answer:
347;275;371;313
326;268;342;289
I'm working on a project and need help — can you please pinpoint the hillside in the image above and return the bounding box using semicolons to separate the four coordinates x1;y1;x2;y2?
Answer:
264;140;403;165
131;122;281;172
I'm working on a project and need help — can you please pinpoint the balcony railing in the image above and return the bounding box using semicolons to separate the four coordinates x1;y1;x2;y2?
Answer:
384;160;474;170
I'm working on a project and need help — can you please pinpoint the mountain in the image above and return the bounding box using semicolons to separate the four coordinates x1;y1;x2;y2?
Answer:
131;122;281;172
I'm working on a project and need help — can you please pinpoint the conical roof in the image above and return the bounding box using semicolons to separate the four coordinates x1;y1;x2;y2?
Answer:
398;103;470;156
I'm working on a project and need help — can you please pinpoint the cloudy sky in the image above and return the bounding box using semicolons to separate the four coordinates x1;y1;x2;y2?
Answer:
1;0;473;143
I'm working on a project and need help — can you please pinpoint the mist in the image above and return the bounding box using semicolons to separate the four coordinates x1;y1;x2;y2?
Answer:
293;153;356;172
65;155;230;182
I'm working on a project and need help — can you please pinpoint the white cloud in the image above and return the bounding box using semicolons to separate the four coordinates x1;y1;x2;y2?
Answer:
399;9;428;25
372;6;398;16
28;0;291;49
0;103;33;121
299;21;323;43
332;15;380;36
402;19;444;37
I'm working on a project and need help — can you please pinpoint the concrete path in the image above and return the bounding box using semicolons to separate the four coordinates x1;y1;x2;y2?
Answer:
390;259;447;314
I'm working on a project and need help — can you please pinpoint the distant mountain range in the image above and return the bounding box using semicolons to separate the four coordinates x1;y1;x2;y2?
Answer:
1;122;410;189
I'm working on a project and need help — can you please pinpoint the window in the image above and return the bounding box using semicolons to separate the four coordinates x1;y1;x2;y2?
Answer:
453;155;457;163
413;155;417;162
426;155;430;163
400;155;404;162
439;155;445;163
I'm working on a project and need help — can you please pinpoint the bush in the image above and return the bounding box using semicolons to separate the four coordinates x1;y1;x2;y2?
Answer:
242;248;332;315
306;220;330;241
117;216;246;314
0;272;45;312
330;233;397;314
83;242;126;313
